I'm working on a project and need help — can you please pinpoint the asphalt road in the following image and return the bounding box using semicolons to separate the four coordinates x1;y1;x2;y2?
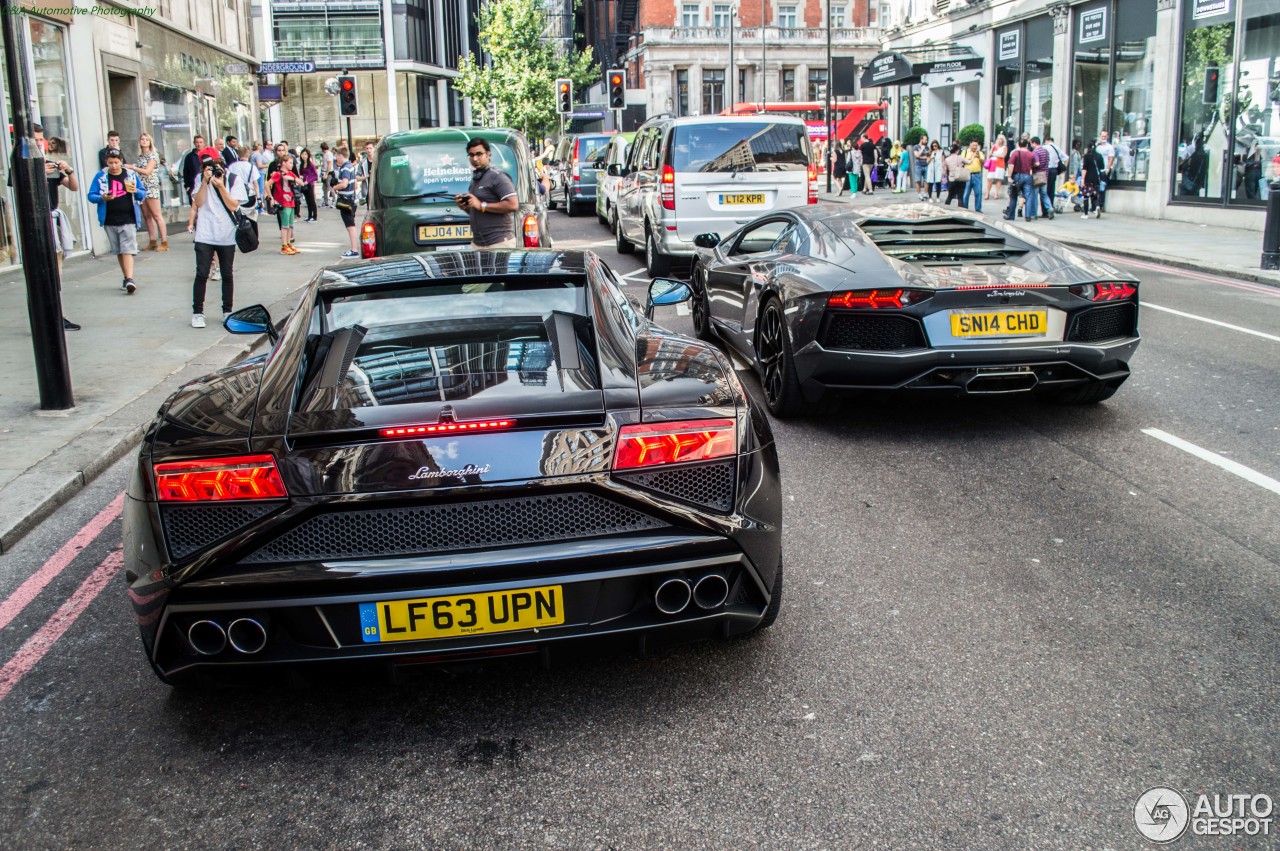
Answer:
0;207;1277;850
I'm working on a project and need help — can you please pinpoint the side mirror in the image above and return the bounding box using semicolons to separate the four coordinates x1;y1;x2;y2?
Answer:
644;277;692;320
607;163;622;176
224;304;277;343
693;232;721;249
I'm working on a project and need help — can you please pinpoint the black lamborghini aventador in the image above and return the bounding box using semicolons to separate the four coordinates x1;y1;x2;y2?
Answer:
122;250;782;685
688;203;1141;416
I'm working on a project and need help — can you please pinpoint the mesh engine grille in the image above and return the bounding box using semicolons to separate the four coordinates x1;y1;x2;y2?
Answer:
822;313;926;350
1067;304;1136;343
243;493;665;563
616;461;735;512
161;503;279;559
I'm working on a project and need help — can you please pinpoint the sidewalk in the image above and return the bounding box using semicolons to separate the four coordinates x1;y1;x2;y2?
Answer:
817;186;1280;287
0;214;351;552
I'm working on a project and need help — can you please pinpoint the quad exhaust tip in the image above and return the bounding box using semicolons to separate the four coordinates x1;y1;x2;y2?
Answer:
227;618;268;655
965;372;1039;394
188;620;227;656
654;577;692;615
692;574;730;610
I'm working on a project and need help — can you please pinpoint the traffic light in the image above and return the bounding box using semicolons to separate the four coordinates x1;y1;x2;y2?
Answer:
608;69;626;110
555;79;572;114
1202;66;1219;105
338;75;359;117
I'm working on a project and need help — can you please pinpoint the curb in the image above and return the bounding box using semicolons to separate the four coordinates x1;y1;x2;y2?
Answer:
0;291;298;555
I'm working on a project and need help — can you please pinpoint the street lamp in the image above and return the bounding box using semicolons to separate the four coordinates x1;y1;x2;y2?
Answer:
728;5;737;108
825;0;832;192
760;0;767;108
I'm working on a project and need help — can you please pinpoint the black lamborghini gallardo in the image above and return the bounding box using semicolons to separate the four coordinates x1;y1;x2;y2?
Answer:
122;251;782;685
688;203;1141;416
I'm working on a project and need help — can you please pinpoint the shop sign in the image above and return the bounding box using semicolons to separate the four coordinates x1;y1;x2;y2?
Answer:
223;63;249;75
258;61;316;75
998;31;1020;61
860;52;915;87
1080;8;1107;43
920;57;984;76
1193;0;1230;18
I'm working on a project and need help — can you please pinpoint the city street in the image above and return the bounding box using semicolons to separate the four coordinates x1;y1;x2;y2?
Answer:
0;204;1278;848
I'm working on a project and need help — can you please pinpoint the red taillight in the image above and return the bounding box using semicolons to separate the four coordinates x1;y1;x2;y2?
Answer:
807;164;818;204
613;419;736;470
154;455;287;502
828;289;930;309
661;164;675;211
572;140;580;179
360;222;377;258
380;419;514;439
1071;282;1137;301
523;214;540;247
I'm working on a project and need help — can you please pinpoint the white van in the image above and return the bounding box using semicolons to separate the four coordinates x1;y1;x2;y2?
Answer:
612;115;816;275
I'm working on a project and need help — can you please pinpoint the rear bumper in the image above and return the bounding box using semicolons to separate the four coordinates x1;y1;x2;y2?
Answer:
792;336;1141;395
147;546;771;682
568;182;598;202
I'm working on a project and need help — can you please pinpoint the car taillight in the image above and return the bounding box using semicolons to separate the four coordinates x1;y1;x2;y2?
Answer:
828;289;931;308
154;455;287;502
380;419;514;439
661;164;675;211
1070;282;1137;301
523;214;540;247
613;419;736;470
572;139;580;180
807;164;818;204
360;222;377;258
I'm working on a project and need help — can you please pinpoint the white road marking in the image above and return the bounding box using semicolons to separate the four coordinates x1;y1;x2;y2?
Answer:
676;302;691;316
1141;428;1280;497
1143;302;1280;343
620;269;651;282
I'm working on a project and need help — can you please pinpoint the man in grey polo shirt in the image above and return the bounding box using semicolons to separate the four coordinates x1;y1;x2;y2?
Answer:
454;137;519;249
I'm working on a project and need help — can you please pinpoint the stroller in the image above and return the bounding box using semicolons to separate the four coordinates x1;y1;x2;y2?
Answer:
1055;178;1081;214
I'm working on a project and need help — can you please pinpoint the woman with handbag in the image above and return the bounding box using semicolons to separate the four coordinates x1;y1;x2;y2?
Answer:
984;134;1007;202
186;148;244;328
297;148;320;221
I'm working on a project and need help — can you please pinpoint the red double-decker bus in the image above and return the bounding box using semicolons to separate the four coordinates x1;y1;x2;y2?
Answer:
722;101;889;146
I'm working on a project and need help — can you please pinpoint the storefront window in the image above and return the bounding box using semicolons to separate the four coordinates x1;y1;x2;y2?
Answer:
677;70;689;117
28;18;88;255
1230;9;1280;202
1176;4;1235;201
781;68;795;101
1023;16;1053;142
809;69;828;101
995;26;1022;141
148;82;194;212
703;69;726;114
1072;3;1112;153
1113;0;1157;181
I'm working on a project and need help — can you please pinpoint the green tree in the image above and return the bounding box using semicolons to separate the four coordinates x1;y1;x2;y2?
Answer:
453;0;597;140
958;123;985;146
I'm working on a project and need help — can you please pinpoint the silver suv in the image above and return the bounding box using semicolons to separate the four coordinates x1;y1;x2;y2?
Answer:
612;115;815;276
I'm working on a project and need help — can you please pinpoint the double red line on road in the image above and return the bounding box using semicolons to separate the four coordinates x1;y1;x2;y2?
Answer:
0;493;126;703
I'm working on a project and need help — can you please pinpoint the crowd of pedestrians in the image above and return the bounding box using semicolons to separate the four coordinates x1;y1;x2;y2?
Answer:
828;128;1116;224
81;130;379;330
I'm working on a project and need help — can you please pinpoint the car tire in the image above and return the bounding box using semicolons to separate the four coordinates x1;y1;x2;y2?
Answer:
690;264;716;342
615;217;635;254
1047;380;1121;404
565;193;578;217
645;227;672;277
597;204;608;226
756;298;806;418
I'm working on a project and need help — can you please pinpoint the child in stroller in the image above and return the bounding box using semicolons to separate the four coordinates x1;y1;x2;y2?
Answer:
1056;176;1081;214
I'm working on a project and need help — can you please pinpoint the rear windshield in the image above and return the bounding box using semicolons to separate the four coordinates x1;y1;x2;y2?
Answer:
670;122;810;173
315;280;594;407
377;142;526;201
576;135;613;164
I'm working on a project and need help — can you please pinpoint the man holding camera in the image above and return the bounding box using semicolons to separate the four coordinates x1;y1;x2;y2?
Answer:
186;148;246;329
455;137;518;249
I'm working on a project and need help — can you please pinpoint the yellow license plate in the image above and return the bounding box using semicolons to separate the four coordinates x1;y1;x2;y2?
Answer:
359;585;564;643
950;310;1048;337
720;193;765;205
418;224;472;241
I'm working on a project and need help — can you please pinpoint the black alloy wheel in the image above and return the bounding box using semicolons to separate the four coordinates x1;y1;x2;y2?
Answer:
756;299;805;417
690;265;715;341
615;216;635;254
645;226;672;277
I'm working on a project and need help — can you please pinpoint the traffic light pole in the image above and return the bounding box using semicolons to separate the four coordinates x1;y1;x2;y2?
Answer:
3;8;73;410
346;117;353;157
